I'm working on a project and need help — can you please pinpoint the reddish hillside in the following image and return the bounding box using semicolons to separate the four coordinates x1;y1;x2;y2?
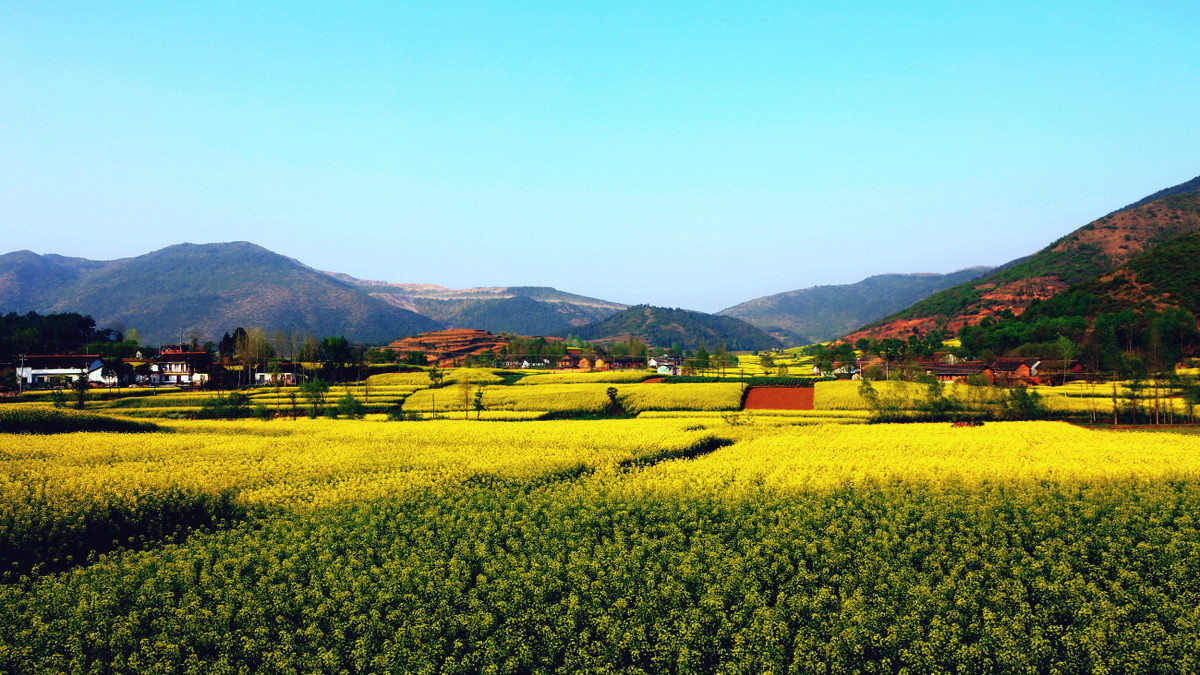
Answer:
850;191;1200;341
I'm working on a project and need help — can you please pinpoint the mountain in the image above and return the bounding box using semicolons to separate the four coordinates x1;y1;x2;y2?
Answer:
850;178;1200;342
0;242;441;345
561;305;782;352
719;268;992;345
1032;230;1200;319
331;277;627;335
0;250;110;310
1105;174;1200;216
949;230;1200;367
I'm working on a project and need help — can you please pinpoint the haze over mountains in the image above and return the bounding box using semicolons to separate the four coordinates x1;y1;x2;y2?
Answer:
330;276;628;336
719;269;993;345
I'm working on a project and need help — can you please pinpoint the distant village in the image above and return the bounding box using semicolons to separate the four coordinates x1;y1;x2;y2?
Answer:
11;326;1083;392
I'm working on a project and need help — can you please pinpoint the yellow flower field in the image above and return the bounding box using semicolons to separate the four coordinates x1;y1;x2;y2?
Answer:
401;382;744;414
0;418;713;512
631;421;1200;495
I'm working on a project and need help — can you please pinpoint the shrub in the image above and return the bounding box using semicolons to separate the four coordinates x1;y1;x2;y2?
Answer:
197;392;252;419
0;407;160;434
336;391;365;419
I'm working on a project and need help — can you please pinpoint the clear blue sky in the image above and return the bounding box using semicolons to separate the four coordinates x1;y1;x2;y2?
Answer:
2;2;1198;312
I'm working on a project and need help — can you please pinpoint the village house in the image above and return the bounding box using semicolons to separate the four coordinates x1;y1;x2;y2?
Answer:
831;361;859;379
989;357;1040;387
151;346;213;386
648;357;681;375
253;362;301;386
1030;359;1084;386
921;361;994;384
500;356;555;369
16;355;105;388
609;356;648;370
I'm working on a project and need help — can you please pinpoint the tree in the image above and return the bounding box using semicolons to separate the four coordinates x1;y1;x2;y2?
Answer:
186;328;204;351
269;362;285;415
473;387;485;420
336;390;365;419
319;336;352;368
72;366;89;409
299;378;330;418
759;352;776;374
605;387;623;415
100;358;121;391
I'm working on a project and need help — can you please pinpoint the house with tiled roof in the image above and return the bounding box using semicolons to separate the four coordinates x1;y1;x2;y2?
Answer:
151;347;212;386
990;357;1040;386
921;361;994;384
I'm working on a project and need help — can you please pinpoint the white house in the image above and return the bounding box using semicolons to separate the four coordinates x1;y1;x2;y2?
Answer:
151;348;212;386
17;355;105;388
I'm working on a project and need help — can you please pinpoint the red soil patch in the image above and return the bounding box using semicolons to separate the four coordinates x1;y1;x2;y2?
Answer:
642;376;665;384
743;386;814;411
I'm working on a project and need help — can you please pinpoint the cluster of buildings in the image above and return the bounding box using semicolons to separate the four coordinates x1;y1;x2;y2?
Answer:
12;329;666;390
14;346;214;389
844;354;1083;386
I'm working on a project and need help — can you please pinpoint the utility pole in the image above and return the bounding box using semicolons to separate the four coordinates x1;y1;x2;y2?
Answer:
17;354;25;395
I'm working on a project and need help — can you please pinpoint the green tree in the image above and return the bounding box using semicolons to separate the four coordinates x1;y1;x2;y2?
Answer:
300;378;330;418
605;387;623;415
319;336;352;368
473;387;485;420
72;367;90;409
336;390;365;419
695;345;710;374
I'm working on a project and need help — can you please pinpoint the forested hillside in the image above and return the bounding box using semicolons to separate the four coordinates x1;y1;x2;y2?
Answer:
561;305;781;352
852;184;1200;341
0;243;440;345
721;268;990;345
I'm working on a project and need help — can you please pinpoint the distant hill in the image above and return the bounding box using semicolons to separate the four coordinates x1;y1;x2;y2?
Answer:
332;277;627;335
720;269;991;345
851;178;1200;342
561;305;782;352
0;242;441;345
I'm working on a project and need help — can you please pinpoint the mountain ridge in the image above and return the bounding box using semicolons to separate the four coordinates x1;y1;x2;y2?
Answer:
559;305;782;352
0;242;441;345
720;268;992;345
849;177;1200;342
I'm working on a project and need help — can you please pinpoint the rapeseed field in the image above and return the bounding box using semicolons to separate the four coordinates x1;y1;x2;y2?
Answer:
4;372;1200;672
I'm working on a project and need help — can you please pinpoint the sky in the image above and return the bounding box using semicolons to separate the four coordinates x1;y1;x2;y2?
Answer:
2;2;1198;312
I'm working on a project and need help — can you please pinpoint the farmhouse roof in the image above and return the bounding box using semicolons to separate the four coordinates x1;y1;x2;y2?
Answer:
990;357;1039;372
923;362;991;376
21;354;103;370
1035;359;1081;371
